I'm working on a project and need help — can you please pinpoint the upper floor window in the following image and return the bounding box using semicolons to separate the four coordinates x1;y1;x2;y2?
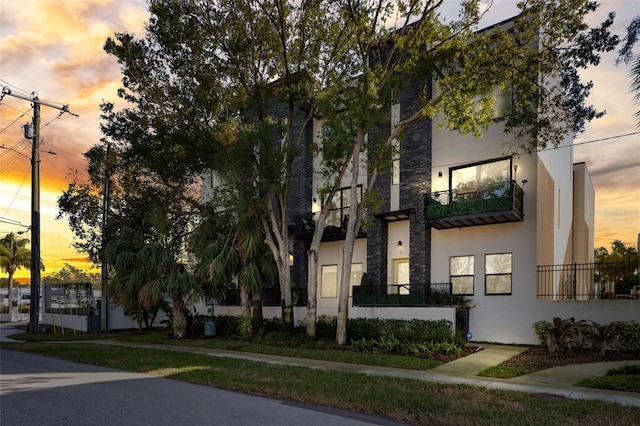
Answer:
325;185;362;228
451;157;511;199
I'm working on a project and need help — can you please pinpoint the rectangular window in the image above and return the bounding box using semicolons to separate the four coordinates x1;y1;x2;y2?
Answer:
349;263;363;296
321;265;338;298
450;256;474;295
325;185;362;228
451;157;511;199
392;158;400;185
485;253;512;295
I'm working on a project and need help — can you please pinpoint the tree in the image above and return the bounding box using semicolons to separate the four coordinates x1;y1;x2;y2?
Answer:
0;233;31;319
107;200;200;338
617;16;640;129
594;240;639;295
42;264;101;289
307;0;619;344
193;208;277;336
102;0;349;333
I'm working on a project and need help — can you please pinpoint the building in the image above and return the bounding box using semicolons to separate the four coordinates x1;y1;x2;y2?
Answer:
211;16;639;345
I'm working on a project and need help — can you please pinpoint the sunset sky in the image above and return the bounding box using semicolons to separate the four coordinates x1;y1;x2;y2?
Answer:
1;0;639;280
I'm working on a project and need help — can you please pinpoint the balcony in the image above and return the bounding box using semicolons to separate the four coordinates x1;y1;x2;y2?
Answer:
292;210;366;242
352;283;457;307
424;180;524;230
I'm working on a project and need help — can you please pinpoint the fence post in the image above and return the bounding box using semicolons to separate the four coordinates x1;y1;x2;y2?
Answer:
573;263;577;299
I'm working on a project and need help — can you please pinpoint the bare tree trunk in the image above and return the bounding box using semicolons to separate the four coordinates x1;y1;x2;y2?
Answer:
171;295;188;339
240;285;250;315
251;288;263;336
336;135;364;345
306;248;318;338
7;271;15;322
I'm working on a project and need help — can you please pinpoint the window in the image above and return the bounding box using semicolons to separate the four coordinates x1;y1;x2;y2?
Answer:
485;253;512;295
349;263;363;296
321;265;338;298
451;158;511;193
450;256;474;295
451;158;511;203
325;185;362;228
392;158;400;185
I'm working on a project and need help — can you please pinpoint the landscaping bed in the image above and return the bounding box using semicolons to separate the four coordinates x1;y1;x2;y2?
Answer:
499;345;640;372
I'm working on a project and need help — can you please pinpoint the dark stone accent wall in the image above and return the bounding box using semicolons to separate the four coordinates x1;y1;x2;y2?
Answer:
366;74;433;288
399;77;432;286
288;104;314;289
366;218;389;288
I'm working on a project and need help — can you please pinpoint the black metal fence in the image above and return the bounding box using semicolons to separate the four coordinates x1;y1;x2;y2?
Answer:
537;261;639;300
220;286;308;307
352;283;456;307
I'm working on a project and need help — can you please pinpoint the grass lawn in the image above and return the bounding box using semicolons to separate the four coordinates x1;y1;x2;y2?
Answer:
3;332;639;425
577;365;640;393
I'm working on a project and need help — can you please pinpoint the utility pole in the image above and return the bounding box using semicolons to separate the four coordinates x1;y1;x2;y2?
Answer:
101;142;111;332
1;87;77;333
29;101;41;333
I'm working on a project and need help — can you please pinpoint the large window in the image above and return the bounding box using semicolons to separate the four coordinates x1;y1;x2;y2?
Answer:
451;157;511;197
321;265;338;298
325;185;362;228
485;253;512;295
450;256;474;295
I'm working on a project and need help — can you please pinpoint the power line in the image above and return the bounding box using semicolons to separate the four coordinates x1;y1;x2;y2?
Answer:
0;105;33;134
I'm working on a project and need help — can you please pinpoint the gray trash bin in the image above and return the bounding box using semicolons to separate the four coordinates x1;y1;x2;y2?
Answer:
204;321;216;336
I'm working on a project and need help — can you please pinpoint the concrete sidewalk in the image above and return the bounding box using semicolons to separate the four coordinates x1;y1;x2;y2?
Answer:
2;322;639;407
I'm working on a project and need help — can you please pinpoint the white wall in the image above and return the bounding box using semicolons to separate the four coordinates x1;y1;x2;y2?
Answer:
315;239;367;316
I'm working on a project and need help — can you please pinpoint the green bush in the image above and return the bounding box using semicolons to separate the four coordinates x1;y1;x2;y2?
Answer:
262;317;282;334
316;315;337;339
607;365;640;376
609;320;640;352
533;318;640;354
348;318;459;356
214;315;242;336
532;320;552;346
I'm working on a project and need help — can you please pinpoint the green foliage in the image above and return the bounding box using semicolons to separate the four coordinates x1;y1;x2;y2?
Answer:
347;318;458;356
607;364;640;376
534;318;640;354
161;305;206;338
532;320;553;346
350;334;462;357
587;320;617;356
214;315;243;336
315;315;337;339
541;317;589;354
609;321;640;352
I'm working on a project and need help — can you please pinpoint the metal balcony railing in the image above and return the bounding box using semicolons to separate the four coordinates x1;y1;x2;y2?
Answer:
220;286;308;307
424;180;524;229
352;283;457;307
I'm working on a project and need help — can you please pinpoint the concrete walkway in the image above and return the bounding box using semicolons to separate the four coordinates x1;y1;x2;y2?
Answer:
2;322;639;407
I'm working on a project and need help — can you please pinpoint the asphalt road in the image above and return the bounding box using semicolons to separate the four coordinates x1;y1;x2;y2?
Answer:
0;349;400;426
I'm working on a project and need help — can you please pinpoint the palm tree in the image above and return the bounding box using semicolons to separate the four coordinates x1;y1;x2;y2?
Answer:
194;210;277;336
0;233;31;320
107;203;200;339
